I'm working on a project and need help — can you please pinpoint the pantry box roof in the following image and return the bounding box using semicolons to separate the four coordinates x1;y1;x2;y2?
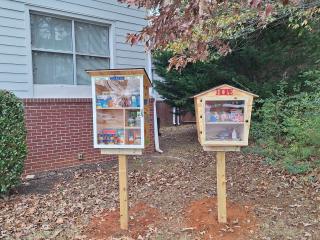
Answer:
192;84;259;98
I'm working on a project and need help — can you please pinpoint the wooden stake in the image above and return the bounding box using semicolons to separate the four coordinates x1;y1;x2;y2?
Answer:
216;151;227;223
118;155;129;230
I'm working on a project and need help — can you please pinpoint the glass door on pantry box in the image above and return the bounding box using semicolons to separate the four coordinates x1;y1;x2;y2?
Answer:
203;99;247;144
92;74;144;148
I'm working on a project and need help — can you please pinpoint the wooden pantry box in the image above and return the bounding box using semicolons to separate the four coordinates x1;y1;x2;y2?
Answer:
193;84;258;152
87;68;152;151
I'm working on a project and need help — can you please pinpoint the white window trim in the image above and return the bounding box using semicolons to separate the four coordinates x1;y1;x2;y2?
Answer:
25;6;116;98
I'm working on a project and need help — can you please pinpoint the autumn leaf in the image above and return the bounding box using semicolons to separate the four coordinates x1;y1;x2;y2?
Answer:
118;0;316;69
265;4;273;17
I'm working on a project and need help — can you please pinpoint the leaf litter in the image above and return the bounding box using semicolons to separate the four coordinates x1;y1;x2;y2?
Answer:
0;125;319;239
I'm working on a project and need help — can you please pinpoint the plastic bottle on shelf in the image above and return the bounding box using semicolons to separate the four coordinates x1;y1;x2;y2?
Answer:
128;131;134;144
135;113;141;126
128;114;135;127
131;95;137;107
232;129;237;140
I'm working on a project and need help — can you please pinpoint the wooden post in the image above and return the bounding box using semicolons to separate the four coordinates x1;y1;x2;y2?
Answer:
118;155;129;230
216;151;227;223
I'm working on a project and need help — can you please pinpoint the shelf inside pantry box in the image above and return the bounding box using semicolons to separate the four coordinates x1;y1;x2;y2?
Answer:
96;107;140;110
95;77;141;109
96;109;124;130
205;124;244;142
125;109;141;128
125;126;141;129
125;129;141;145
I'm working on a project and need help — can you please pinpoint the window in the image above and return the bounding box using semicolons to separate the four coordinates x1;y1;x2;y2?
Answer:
31;13;110;85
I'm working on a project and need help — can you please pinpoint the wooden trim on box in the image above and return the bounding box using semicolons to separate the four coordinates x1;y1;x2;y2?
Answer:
101;149;143;155
203;146;241;152
86;68;152;86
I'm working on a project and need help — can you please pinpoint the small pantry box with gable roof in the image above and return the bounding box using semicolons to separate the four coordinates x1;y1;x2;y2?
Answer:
86;68;152;151
193;84;258;151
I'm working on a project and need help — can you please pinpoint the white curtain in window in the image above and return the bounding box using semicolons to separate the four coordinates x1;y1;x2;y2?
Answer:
31;14;72;51
76;56;109;85
33;52;74;84
75;22;109;56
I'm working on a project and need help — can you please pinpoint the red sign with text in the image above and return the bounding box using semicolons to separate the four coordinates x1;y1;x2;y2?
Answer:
215;88;234;96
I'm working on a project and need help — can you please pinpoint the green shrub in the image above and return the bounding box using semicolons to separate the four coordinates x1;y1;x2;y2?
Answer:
0;90;27;194
251;70;320;174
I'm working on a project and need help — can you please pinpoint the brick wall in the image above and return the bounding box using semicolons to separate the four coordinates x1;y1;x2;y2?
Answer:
23;98;155;174
144;98;155;154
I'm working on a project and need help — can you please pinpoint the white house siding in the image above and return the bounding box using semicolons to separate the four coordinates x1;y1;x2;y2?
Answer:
0;0;148;98
0;0;29;97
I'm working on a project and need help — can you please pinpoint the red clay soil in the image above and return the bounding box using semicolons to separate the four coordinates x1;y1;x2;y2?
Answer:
184;197;257;240
87;202;161;239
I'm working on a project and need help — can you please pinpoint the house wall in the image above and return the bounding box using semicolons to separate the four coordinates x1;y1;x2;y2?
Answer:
0;0;155;174
0;0;149;98
23;98;155;174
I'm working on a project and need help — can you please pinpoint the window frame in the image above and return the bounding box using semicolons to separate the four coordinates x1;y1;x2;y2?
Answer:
30;11;112;86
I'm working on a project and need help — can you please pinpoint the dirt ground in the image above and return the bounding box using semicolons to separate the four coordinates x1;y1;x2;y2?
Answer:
0;125;319;240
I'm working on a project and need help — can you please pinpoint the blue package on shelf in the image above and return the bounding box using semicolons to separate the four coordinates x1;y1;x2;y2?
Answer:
96;99;104;108
210;115;217;122
131;95;137;107
130;95;140;108
136;95;140;107
101;98;109;108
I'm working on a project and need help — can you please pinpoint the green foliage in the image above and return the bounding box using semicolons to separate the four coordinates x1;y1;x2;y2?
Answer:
154;51;237;113
120;0;320;69
220;20;320;98
153;20;320;175
251;70;320;174
153;22;320;111
0;90;27;194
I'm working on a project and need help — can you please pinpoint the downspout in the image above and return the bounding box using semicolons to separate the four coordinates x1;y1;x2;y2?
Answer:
172;107;176;125
147;51;163;153
177;108;180;126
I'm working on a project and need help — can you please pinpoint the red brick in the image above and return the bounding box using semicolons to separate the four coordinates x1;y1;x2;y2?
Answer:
23;98;155;175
